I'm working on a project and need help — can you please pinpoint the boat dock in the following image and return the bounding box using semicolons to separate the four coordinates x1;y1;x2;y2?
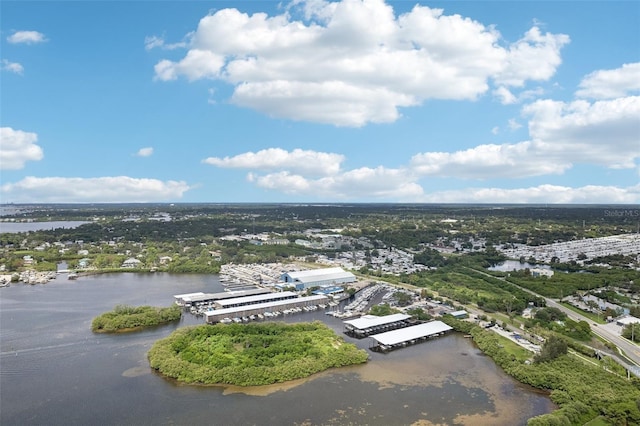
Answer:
174;288;272;307
343;313;414;338
204;295;329;324
369;320;453;353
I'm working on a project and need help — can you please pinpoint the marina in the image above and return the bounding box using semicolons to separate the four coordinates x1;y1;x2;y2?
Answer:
369;320;454;353
343;313;414;338
173;288;272;307
204;295;329;323
0;271;556;425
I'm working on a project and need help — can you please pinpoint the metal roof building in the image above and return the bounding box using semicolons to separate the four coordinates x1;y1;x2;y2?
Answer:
174;292;205;306
205;295;329;323
281;267;356;289
174;288;271;306
449;310;469;319
369;320;453;352
214;291;298;309
343;313;413;338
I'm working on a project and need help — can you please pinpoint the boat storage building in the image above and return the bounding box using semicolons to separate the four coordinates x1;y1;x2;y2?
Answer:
280;267;357;290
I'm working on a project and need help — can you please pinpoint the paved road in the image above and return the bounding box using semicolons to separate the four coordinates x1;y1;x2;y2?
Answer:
468;267;640;368
544;297;640;367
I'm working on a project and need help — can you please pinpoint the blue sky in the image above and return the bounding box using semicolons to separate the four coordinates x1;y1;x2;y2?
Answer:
1;0;639;203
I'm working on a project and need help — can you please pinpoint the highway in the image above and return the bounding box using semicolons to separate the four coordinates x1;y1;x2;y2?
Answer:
468;267;640;368
544;297;640;368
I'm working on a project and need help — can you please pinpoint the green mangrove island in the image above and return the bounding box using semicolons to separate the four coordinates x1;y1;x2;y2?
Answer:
147;321;369;386
92;304;182;333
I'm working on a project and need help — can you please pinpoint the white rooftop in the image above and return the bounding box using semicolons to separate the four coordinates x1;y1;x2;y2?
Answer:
173;292;205;300
284;267;355;283
370;321;453;346
344;314;411;330
215;291;297;307
205;295;328;318
617;316;640;325
185;288;271;303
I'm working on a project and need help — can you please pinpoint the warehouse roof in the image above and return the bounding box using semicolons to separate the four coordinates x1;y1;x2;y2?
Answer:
204;295;329;318
344;314;411;330
283;267;355;284
370;321;452;346
215;291;297;307
186;288;272;303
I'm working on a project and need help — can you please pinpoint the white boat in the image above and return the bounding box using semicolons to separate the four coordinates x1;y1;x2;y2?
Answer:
68;272;78;280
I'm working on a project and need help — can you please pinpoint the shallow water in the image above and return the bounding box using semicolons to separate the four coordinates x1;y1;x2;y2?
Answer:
0;273;555;425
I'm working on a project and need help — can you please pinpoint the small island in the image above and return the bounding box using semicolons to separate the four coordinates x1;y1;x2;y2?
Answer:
92;304;182;333
148;321;369;386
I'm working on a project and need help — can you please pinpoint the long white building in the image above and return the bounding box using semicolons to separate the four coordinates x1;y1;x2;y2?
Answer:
280;267;356;289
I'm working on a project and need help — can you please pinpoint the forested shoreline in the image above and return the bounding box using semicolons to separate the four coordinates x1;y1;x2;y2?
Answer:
442;317;640;425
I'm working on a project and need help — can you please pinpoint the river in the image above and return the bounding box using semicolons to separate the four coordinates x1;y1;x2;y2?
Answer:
0;273;555;425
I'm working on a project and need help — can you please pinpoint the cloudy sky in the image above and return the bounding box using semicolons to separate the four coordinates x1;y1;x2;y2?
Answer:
1;0;639;203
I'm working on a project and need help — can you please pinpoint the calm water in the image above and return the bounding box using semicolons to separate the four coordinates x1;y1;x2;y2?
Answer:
0;221;90;233
0;273;555;425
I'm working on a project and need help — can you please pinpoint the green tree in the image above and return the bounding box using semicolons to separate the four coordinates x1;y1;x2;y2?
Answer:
535;335;568;363
622;323;640;343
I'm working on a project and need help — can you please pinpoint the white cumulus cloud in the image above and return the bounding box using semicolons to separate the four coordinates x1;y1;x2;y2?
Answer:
524;96;640;169
136;147;154;157
493;86;517;105
7;30;47;44
410;142;570;179
154;49;225;81
203;148;344;176
493;27;569;87
0;176;191;203
1;59;24;75
576;62;640;99
421;183;640;204
0;127;44;170
411;67;640;180
251;166;423;200
144;35;189;51
154;0;568;126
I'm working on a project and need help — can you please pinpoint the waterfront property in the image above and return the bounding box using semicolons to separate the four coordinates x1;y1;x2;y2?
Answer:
281;267;356;290
204;295;329;323
174;288;272;307
343;313;413;338
369;320;453;352
213;291;298;309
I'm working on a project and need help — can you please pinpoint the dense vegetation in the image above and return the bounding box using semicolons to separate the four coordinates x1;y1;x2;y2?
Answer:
92;304;182;332
505;267;640;299
526;307;593;341
403;265;544;316
148;321;368;386
443;317;640;426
